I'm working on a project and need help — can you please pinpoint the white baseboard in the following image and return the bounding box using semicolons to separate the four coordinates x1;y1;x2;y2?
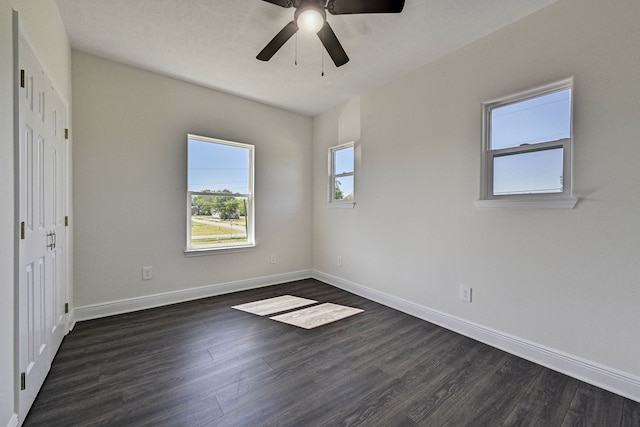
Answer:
68;313;76;332
6;414;18;427
312;270;640;404
74;270;312;321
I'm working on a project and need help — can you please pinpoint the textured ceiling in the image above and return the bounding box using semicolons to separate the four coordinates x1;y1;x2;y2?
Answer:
55;0;559;116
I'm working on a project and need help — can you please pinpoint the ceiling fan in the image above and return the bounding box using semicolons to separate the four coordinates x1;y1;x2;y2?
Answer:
257;0;405;67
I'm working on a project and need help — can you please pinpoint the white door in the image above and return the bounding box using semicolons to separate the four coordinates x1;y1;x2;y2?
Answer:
18;36;68;422
47;72;68;357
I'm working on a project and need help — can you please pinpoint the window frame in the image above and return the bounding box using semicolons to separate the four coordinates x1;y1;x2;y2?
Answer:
478;79;577;209
328;141;356;207
185;134;255;255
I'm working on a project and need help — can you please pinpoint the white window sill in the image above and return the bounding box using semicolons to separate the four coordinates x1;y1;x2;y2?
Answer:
185;244;256;257
326;201;356;209
475;197;578;210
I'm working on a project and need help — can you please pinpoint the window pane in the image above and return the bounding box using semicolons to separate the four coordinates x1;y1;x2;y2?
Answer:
188;139;250;193
491;89;571;150
187;135;253;251
334;146;354;174
493;148;564;195
334;175;354;200
190;194;248;246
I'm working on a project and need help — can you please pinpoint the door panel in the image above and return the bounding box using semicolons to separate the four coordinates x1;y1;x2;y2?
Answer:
18;36;68;422
49;87;67;354
19;41;49;419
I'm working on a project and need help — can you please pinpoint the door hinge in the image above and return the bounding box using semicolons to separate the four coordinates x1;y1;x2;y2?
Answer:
64;303;69;314
65;216;69;227
20;69;25;88
21;222;25;240
20;372;26;390
64;128;69;139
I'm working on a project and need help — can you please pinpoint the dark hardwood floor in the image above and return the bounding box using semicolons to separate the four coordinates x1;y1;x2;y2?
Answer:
24;279;640;426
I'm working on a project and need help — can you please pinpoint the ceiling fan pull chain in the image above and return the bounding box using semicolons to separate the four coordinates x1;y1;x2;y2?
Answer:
295;32;298;65
321;44;325;76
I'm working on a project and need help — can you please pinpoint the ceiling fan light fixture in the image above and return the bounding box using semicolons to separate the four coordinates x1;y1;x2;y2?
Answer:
295;5;325;33
259;0;407;66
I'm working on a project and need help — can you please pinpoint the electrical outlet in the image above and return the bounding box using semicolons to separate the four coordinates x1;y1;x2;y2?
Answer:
142;266;152;281
270;254;277;264
338;256;342;266
459;285;472;302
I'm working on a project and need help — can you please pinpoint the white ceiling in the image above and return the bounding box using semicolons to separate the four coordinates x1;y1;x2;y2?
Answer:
55;0;559;117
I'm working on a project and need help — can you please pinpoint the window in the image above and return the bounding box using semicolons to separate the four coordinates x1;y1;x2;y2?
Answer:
329;142;355;204
186;134;254;253
479;80;576;208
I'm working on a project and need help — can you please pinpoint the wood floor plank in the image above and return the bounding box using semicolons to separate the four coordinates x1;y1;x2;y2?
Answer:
266;365;393;426
621;397;640;427
205;322;304;363
120;356;273;407
308;317;432;387
262;310;409;377
23;383;124;426
330;356;452;426
445;356;543;427
402;341;509;426
372;325;457;376
101;384;225;426
213;373;319;426
23;278;640;426
261;309;398;372
502;367;580;426
562;383;624;426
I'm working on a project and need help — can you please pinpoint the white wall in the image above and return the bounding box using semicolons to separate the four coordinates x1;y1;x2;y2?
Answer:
11;0;71;97
1;1;71;425
71;52;313;312
313;0;640;399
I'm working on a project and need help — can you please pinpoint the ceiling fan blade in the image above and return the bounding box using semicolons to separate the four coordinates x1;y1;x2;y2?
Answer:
262;0;294;7
257;21;298;61
327;0;405;15
317;22;349;67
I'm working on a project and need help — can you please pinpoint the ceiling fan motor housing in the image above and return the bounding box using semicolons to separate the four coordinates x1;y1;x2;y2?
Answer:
294;0;327;33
